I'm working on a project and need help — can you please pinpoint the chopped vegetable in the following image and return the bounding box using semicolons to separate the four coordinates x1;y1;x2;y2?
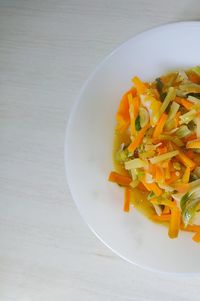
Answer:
175;97;193;110
123;187;131;212
128;93;136;136
141;179;163;196
116;90;133;132
186;139;200;149
151;214;171;222
180;189;200;226
177;150;196;170
158;87;176;117
132;76;147;94
125;158;147;170
179;109;197;125
128;123;150;152
192;231;200;242
165;101;180;130
135;115;141;131
153;113;167;138
149;151;179;164
108;172;132;186
139;107;149;127
110;66;200;242
168;206;181;238
192;66;200;77
175;125;191;138
182;167;191;183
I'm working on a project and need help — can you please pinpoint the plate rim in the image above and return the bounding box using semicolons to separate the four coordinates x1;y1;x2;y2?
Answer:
65;21;200;275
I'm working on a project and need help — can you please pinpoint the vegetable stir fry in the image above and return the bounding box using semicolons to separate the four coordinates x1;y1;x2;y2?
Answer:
109;66;200;242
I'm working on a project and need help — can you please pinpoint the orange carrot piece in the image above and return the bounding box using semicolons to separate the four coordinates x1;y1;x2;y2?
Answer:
165;166;171;180
180;224;200;233
174;111;181;127
187;71;200;84
132;76;147;95
128;93;136;136
116;90;135;132
181;99;193;110
123;187;131;212
186;139;200;149
177;150;196;170
141;179;162;196
130;96;140;118
153;113;167;138
128;123;150;152
161;160;171;179
151;214;171;222
155;166;165;183
185;149;195;159
172;182;189;193
182;166;190;183
137;182;147;192
175;96;193;110
168;206;181;239
163;206;170;215
108;172;132;186
174;97;183;106
166;172;180;184
147;163;157;179
192;231;200;243
157;145;168;155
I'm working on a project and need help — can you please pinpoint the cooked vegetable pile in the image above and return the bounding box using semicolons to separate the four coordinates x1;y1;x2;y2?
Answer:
109;66;200;242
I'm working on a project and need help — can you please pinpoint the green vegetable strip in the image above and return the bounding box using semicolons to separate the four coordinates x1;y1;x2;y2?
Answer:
159;87;176;117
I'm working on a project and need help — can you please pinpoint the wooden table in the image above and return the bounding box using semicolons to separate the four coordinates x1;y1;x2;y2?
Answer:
1;1;200;300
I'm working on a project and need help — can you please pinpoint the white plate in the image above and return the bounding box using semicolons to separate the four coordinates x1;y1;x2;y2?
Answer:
65;22;200;274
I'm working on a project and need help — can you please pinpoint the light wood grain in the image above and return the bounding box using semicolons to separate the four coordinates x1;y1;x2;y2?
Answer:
1;0;200;300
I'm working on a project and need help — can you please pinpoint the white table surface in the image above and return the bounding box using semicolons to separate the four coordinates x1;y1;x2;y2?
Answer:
1;1;200;300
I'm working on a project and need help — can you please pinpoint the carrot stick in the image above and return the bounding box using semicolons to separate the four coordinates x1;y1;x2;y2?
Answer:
175;96;193;110
185;149;195;159
166;172;180;184
132;76;147;95
192;231;200;243
148;163;157;178
151;214;171;222
108;172;132;186
153;113;167;138
162;160;171;179
128;123;150;152
133;96;140;118
157;145;167;155
137;182;147;192
116;90;136;132
181;99;194;110
182;167;190;183
123;187;131;212
177;150;196;170
168;206;181;239
163;206;170;215
174;111;181;127
128;93;136;136
180;224;200;233
172;182;189;193
155;166;165;183
187;71;200;84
